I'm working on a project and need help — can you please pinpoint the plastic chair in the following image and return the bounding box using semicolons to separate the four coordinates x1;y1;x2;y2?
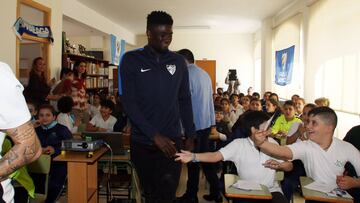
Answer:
27;154;51;203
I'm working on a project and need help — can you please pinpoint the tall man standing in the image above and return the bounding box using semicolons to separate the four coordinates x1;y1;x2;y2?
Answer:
119;11;196;203
177;49;222;203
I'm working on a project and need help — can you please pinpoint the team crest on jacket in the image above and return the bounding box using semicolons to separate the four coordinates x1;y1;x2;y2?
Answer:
166;64;176;75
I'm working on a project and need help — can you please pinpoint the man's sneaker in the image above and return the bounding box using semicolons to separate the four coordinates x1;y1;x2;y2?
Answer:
202;194;223;202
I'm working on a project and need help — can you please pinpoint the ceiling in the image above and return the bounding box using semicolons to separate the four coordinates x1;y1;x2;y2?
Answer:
75;0;296;35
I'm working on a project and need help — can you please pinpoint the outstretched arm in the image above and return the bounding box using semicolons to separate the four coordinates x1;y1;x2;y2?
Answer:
0;121;42;181
175;150;223;163
251;127;293;160
263;159;293;172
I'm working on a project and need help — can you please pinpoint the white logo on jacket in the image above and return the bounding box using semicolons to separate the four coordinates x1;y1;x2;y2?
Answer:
166;64;176;75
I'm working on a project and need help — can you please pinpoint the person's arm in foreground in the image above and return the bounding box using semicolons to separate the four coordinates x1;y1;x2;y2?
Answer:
175;150;223;163
0;122;42;181
252;127;293;160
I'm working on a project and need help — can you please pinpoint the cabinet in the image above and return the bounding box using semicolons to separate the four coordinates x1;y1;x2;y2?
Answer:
62;53;109;92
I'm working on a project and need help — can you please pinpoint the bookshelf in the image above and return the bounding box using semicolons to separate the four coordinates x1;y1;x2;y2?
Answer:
62;53;109;92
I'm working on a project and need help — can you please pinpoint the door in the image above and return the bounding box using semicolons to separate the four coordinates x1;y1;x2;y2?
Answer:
195;60;216;92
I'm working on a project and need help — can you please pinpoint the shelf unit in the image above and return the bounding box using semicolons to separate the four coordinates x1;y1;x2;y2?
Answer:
62;53;109;93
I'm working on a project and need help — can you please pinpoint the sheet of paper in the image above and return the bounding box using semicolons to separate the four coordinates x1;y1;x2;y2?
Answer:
231;180;262;191
287;122;302;137
304;181;335;193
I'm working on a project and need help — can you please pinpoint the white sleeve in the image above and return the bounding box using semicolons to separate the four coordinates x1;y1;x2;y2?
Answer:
0;62;30;129
219;139;241;162
287;141;307;161
90;116;97;126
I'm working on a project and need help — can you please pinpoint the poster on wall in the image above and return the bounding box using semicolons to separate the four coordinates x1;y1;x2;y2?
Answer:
110;34;125;66
13;17;53;43
275;45;295;86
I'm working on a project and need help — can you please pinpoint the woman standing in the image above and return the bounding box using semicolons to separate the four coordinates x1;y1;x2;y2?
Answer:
71;61;88;122
24;57;52;106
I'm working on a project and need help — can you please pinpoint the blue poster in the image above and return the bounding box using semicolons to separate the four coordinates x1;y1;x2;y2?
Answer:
275;45;295;86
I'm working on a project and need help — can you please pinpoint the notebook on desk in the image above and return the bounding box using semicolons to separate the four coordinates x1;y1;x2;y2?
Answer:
82;131;126;155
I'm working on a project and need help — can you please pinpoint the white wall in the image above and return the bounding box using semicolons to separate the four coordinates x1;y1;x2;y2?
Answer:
62;0;136;45
132;32;254;93
0;0;18;72
0;0;62;78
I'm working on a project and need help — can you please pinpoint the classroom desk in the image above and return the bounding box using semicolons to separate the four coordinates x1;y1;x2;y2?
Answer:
54;147;108;203
224;174;272;201
300;176;353;203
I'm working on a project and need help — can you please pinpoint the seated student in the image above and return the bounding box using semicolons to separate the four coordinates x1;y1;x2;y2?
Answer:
230;93;244;119
35;104;72;203
252;107;360;203
295;97;306;117
240;95;251;111
86;99;117;132
27;101;40;128
281;103;316;201
176;111;292;203
88;93;101;119
57;96;81;133
265;98;282;127
249;98;262;111
271;100;302;141
314;97;330;107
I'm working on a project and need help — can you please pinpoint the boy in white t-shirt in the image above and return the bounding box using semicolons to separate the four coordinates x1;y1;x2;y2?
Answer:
176;111;292;203
0;62;42;202
253;107;360;202
86;99;117;132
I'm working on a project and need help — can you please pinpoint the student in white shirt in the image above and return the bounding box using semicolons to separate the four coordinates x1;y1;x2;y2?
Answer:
0;62;42;202
176;111;292;203
252;107;360;202
57;96;80;133
86;99;117;132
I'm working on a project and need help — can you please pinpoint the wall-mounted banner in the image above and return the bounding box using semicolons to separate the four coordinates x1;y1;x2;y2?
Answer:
275;45;295;86
110;34;125;66
13;17;53;43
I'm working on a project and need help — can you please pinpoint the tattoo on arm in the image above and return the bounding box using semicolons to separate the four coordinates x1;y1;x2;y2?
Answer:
0;121;41;181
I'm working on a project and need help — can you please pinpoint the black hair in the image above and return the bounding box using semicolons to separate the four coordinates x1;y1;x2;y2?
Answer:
100;99;115;112
284;100;296;108
270;93;279;101
230;93;239;101
308;106;337;128
267;98;280;109
60;68;73;79
232;110;270;137
57;96;74;113
147;11;173;30
252;92;260;99
214;105;223;112
38;104;56;116
73;61;87;79
177;49;195;64
304;103;317;109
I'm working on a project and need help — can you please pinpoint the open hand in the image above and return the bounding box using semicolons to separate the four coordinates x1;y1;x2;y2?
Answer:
263;159;281;170
175;150;192;163
154;134;176;158
251;127;271;146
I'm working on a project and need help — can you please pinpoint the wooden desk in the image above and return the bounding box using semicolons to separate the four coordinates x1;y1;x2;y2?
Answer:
300;176;353;203
224;174;272;201
54;147;108;203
